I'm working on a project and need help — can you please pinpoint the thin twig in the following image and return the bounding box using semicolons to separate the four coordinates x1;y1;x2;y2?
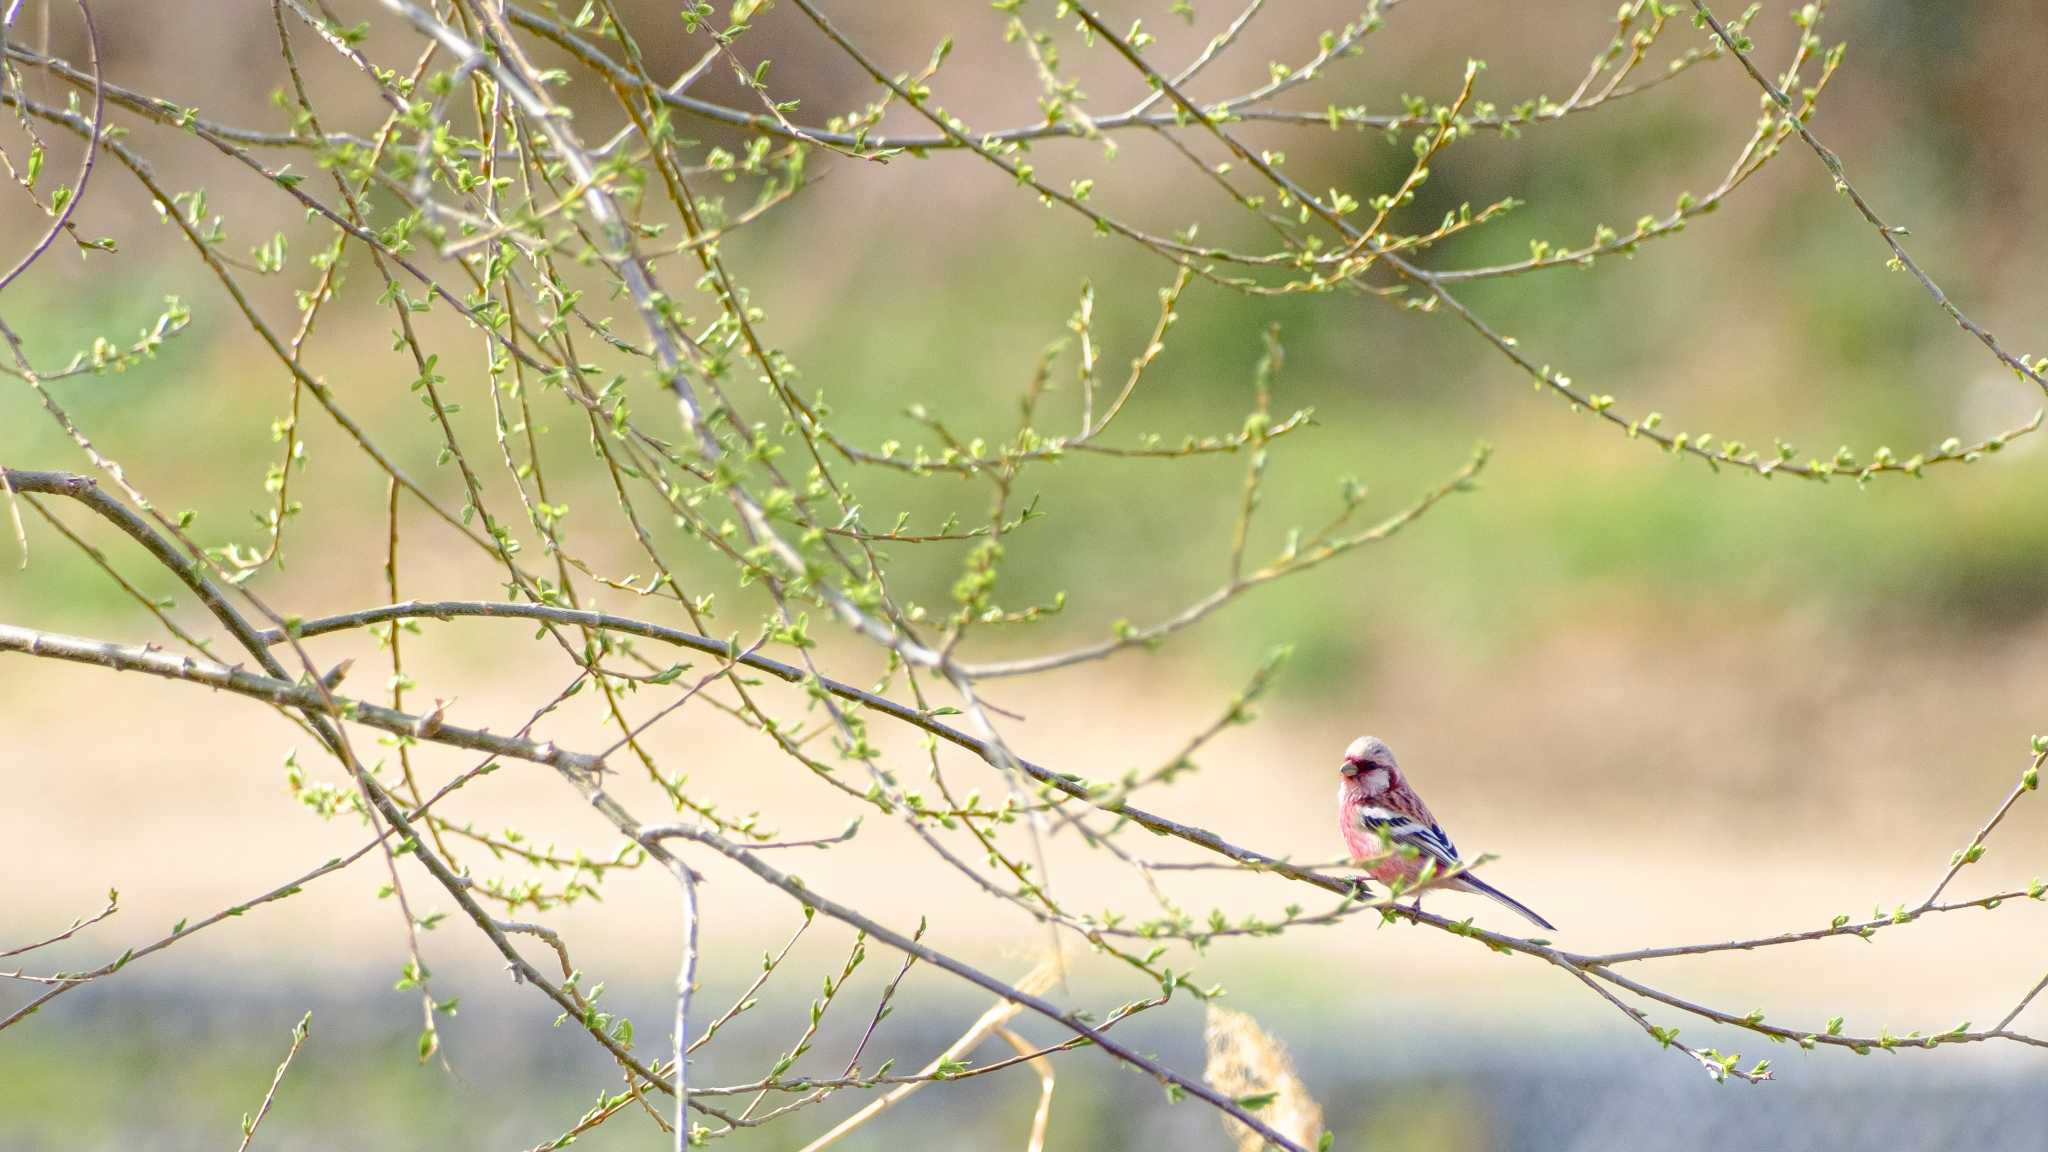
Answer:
236;1012;312;1151
1;890;117;959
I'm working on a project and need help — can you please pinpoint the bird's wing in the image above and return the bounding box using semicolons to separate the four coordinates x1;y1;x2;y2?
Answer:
1355;804;1462;870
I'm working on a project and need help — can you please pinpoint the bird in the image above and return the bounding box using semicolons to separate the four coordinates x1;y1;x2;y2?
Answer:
1336;735;1555;931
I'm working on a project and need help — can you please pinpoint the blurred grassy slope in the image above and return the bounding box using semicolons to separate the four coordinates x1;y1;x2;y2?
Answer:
4;1;2043;693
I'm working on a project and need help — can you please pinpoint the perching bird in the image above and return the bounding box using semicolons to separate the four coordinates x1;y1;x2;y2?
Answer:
1337;735;1555;931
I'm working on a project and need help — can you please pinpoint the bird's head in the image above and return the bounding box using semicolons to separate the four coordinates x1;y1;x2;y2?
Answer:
1338;735;1398;797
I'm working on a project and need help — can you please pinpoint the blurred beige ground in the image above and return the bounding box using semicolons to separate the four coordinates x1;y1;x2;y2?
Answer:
9;602;2047;1049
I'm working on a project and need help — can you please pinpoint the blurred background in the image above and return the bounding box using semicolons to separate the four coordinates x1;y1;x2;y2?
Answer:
4;0;2047;1148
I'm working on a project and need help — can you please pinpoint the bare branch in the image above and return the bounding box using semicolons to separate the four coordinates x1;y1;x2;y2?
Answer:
236;1012;312;1152
1;890;117;959
0;624;606;774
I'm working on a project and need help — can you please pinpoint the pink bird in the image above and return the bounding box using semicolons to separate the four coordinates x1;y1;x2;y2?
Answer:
1337;735;1554;931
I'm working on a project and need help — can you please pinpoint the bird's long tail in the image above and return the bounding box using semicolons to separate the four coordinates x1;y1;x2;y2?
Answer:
1455;874;1555;932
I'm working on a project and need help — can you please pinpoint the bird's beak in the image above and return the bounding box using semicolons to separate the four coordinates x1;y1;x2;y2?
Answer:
1339;761;1359;777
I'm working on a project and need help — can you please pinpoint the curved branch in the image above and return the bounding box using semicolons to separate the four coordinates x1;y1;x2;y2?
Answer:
0;624;606;774
1686;0;2047;398
235;592;2048;1072
0;0;102;295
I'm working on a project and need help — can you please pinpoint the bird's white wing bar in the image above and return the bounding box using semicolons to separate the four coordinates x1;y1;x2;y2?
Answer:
1356;806;1462;868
